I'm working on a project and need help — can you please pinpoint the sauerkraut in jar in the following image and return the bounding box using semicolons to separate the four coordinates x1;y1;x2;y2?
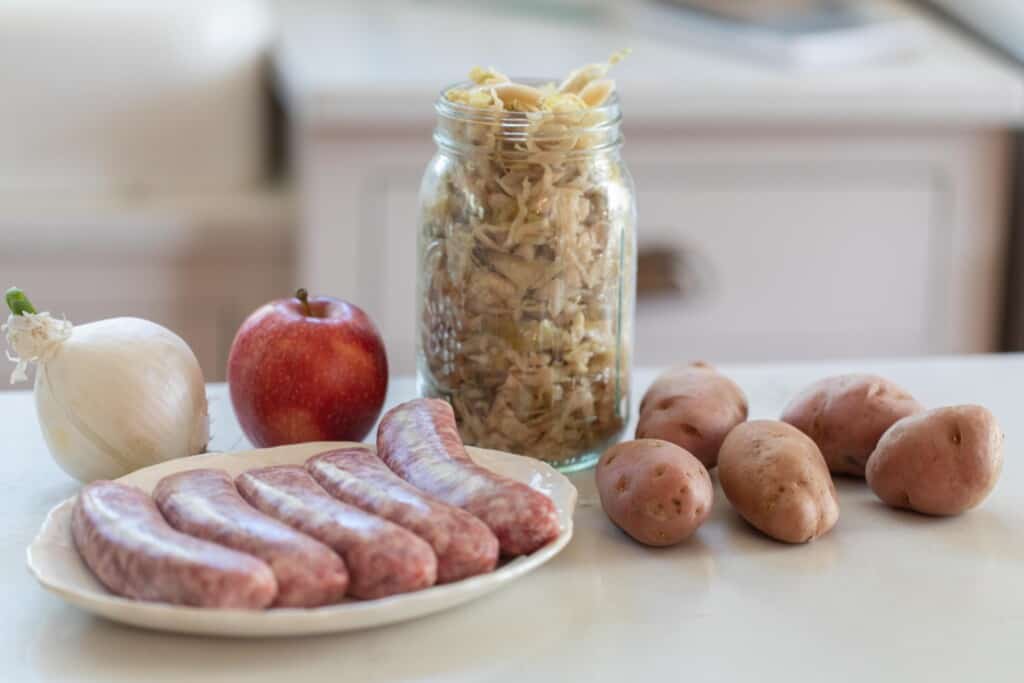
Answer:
417;54;636;471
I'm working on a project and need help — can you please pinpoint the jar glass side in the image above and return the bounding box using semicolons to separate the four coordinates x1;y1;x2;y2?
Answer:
416;96;636;471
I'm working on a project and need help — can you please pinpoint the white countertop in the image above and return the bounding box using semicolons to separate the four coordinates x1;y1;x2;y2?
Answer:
3;354;1022;681
275;0;1024;127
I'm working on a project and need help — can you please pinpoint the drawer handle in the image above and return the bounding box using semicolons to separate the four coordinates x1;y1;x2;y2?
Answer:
637;243;713;302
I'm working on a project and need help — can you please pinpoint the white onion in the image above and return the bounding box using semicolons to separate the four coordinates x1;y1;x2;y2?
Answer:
4;298;209;482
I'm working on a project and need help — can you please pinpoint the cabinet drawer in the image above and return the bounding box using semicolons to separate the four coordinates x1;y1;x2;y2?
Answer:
632;163;938;364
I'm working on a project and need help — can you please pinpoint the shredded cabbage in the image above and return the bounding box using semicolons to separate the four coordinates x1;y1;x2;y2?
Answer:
419;54;635;463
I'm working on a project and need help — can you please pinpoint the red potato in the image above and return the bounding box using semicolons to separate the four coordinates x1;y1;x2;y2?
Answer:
781;374;923;477
636;363;748;469
718;420;839;544
596;439;713;547
866;405;1003;516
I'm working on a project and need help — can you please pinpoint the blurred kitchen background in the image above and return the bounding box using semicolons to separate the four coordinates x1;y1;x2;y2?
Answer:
4;0;1024;385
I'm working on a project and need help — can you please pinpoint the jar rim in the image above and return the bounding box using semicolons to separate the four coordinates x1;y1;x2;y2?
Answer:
434;79;623;157
434;78;622;127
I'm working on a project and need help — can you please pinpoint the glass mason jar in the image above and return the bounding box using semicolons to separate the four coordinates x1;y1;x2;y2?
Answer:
416;82;636;472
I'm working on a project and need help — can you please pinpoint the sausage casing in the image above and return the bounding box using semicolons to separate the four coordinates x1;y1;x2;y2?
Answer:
377;398;560;556
307;447;498;583
72;480;277;608
236;465;437;599
154;468;349;607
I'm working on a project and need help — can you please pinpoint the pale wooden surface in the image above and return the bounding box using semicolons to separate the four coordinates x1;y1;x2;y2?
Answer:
2;356;1022;682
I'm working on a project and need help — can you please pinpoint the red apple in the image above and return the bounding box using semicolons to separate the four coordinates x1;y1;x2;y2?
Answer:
227;289;388;447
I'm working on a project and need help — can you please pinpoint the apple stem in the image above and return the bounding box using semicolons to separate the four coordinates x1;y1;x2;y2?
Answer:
296;288;313;317
5;286;37;316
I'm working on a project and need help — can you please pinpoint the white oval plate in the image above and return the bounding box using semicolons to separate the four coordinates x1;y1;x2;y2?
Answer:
26;441;577;637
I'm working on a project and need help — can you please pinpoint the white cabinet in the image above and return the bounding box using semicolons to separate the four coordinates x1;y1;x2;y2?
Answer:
0;191;295;386
293;125;1011;374
295;132;432;373
0;1;273;194
273;0;1024;375
625;127;1011;363
276;0;1022;375
633;174;935;362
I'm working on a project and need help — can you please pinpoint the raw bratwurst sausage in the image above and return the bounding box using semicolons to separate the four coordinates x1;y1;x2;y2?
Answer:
307;447;499;583
377;398;560;556
154;469;350;607
236;465;437;599
72;481;277;608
